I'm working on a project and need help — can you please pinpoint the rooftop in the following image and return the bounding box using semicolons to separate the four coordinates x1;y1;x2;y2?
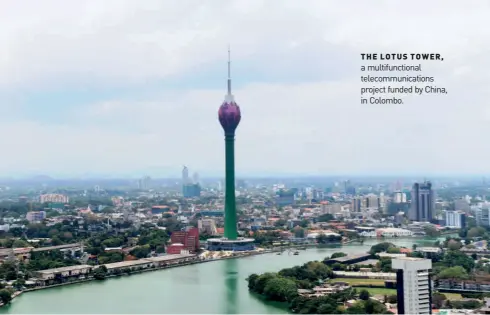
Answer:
36;264;92;274
144;254;195;262
329;253;371;262
104;260;151;269
395;257;427;261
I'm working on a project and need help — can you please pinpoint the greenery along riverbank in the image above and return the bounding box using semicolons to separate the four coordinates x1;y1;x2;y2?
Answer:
247;239;490;314
247;259;393;314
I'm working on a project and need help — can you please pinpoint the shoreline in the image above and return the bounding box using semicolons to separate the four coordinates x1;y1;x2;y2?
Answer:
8;250;270;300
6;242;356;300
3;236;443;307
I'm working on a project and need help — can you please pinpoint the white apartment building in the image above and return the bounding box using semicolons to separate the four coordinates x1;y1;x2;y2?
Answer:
376;228;413;238
393;191;407;203
475;207;490;227
392;257;432;315
321;203;341;215
198;219;217;235
445;210;465;228
39;194;69;203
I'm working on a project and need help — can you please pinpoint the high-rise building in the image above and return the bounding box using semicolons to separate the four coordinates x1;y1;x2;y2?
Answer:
394;191;407;203
276;189;296;206
476;207;490;227
192;172;200;185
366;194;380;209
137;176;151;190
351;197;363;212
392;257;432;315
454;198;470;213
206;49;254;252
183;183;201;198
217;49;241;241
182;166;190;184
445;210;466;228
26;211;47;223
409;181;435;222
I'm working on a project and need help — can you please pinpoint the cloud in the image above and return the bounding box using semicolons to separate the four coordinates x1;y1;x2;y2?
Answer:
0;0;490;176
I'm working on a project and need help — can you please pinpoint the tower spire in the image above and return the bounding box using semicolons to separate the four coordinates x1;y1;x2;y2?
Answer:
227;45;232;95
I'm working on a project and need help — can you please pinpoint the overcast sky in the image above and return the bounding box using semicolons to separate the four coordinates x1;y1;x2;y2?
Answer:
1;0;490;178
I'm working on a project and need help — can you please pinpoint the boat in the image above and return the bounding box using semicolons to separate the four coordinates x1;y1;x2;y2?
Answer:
293;251;299;255
276;252;282;255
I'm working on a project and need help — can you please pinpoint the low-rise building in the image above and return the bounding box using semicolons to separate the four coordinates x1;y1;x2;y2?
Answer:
33;265;93;285
416;247;442;258
376;228;413;237
104;254;198;274
298;282;351;297
26;211;46;223
378;252;407;258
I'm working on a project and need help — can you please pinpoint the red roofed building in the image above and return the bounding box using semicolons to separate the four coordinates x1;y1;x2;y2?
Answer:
167;227;200;254
216;227;224;235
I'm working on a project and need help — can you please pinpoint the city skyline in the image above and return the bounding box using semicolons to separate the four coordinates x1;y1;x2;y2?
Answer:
1;1;490;176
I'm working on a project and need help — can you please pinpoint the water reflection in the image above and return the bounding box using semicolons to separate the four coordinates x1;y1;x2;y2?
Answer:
170;264;200;285
223;259;238;314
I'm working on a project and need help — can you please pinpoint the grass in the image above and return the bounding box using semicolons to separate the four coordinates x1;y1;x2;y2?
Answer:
355;288;463;300
360;287;396;295
441;292;463;300
330;278;463;300
329;277;386;286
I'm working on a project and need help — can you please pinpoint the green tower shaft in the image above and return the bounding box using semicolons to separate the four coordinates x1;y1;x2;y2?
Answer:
224;134;237;240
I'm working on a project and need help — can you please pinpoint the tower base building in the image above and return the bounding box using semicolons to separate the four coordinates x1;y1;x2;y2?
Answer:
206;237;255;252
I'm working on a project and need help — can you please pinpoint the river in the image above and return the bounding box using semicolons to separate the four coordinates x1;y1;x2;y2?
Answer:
0;237;444;314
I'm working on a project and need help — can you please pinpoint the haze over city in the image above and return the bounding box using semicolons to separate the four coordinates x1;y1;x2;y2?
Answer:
1;2;490;315
1;1;490;178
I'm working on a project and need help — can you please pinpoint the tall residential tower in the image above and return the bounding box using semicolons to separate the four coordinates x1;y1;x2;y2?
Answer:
409;181;435;222
392;257;432;315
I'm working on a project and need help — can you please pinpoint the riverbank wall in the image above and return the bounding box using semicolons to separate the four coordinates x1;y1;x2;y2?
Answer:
18;251;268;296
6;242;370;303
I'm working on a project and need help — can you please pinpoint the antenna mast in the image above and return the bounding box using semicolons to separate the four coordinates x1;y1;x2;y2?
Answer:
227;45;231;95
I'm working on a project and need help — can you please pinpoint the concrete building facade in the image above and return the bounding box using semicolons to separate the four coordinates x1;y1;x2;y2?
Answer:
392;257;432;315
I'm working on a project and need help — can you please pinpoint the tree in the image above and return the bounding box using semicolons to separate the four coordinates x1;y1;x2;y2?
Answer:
443;251;475;272
12;239;30;248
359;289;370;300
424;225;440;237
293;227;305;238
437;266;469;280
467;227;486;238
387;247;401;254
273;219;287;228
263;277;298;302
317;214;334;222
447;239;462;250
248;272;276;295
376;258;393;272
93;266;107;280
386;295;397;303
432;292;447;308
369;242;395;255
130;246;151;259
298;220;309;228
331;252;347;259
0;289;12;305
